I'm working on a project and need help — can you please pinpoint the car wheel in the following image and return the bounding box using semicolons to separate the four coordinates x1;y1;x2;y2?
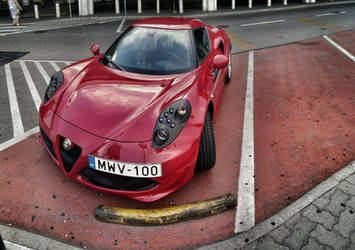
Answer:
195;112;216;171
225;50;232;84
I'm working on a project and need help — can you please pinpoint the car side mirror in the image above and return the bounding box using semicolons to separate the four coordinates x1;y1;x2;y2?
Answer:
213;54;229;69
90;44;100;56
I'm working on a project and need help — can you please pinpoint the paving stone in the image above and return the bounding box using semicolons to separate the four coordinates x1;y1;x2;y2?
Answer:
242;240;258;250
313;196;330;210
310;225;348;250
302;205;337;230
285;213;302;229
337;181;355;196
255;236;289;250
323;188;336;199
350;232;355;250
325;189;350;216
268;225;291;244
346;197;355;210
333;209;355;238
345;173;355;185
284;216;316;249
301;237;332;250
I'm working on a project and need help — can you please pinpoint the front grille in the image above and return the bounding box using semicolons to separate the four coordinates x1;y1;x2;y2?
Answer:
81;168;158;191
40;127;57;159
59;137;82;173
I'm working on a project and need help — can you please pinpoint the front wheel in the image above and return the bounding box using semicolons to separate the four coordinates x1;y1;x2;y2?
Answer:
195;112;216;171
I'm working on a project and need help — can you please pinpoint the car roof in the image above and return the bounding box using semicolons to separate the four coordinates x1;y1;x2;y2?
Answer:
131;17;205;30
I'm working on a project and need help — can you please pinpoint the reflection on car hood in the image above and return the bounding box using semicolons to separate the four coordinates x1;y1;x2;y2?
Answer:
55;58;195;142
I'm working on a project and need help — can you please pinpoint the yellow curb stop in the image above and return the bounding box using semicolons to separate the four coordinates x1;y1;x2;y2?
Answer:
94;193;237;226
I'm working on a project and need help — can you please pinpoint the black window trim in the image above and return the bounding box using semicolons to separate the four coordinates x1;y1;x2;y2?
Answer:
191;27;211;66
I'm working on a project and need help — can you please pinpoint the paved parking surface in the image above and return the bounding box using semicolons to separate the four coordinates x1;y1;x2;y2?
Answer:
0;30;353;249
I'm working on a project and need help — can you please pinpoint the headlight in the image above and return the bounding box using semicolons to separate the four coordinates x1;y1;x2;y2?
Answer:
43;71;64;103
153;99;191;148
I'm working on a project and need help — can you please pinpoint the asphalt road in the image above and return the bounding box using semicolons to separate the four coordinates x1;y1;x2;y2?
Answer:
0;3;354;146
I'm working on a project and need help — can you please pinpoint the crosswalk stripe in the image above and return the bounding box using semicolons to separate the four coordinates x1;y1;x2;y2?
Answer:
49;61;61;72
19;61;42;111
5;64;24;137
34;61;51;84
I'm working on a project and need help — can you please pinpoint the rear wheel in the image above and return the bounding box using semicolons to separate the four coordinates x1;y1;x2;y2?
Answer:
195;112;216;171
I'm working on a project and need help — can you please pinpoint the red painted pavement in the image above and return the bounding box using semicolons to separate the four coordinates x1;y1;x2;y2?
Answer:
254;33;355;222
0;54;247;249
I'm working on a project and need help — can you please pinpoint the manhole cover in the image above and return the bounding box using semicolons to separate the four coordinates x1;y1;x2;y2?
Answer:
0;51;29;66
34;30;48;33
217;25;229;28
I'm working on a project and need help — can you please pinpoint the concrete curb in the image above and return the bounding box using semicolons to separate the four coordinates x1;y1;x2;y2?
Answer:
197;160;355;249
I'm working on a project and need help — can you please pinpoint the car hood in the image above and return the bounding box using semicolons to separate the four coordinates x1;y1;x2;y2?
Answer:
55;58;195;142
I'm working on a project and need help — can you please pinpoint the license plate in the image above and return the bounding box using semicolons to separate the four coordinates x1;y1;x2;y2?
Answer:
88;155;162;178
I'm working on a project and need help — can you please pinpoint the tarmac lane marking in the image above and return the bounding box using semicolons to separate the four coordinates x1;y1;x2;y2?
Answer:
240;19;286;27
323;35;355;62
5;64;24;138
116;19;126;33
225;29;256;51
235;51;255;233
296;18;347;31
34;61;51;84
0;127;39;152
19;61;42;111
49;61;61;72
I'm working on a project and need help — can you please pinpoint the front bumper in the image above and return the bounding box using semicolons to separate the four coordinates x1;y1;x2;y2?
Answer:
39;106;201;202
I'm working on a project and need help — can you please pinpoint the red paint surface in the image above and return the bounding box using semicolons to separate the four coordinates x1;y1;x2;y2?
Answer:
329;30;355;56
0;54;247;249
254;35;355;222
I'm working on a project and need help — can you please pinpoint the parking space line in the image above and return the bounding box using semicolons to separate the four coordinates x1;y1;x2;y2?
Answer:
296;18;347;31
0;126;39;152
5;64;24;138
49;61;61;71
19;61;42;111
240;19;286;27
235;51;255;233
116;19;126;33
34;61;50;84
323;35;355;62
225;29;255;51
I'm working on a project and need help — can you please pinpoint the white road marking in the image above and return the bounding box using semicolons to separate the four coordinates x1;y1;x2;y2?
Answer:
20;61;42;111
5;64;24;138
0;29;22;32
235;51;255;233
116;19;126;33
34;61;51;83
323;35;355;62
316;11;346;16
49;61;61;71
0;127;39;152
15;59;73;64
241;19;286;27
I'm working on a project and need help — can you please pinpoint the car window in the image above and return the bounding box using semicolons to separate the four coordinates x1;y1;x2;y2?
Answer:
193;28;210;63
105;27;195;75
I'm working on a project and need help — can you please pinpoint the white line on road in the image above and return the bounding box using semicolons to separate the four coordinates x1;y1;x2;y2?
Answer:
116;19;126;33
316;11;346;16
323;35;355;62
5;64;24;138
49;61;61;71
34;61;51;83
20;61;42;111
0;127;39;152
235;51;255;233
241;19;286;27
0;29;22;32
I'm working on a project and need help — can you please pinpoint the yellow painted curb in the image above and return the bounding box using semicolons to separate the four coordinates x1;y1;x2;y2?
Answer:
94;194;237;226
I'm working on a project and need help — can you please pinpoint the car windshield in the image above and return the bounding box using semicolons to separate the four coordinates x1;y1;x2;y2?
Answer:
104;27;195;75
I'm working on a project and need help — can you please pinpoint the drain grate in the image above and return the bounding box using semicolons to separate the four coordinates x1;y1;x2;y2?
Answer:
0;51;29;66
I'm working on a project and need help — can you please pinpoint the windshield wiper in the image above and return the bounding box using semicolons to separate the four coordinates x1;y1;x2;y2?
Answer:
102;54;126;71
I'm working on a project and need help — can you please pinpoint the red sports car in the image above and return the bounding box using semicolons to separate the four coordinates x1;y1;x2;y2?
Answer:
39;17;231;202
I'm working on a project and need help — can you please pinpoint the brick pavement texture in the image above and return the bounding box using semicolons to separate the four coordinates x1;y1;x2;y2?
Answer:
200;162;355;250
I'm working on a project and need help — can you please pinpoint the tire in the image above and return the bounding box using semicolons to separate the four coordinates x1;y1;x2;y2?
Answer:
195;112;216;171
225;50;232;84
